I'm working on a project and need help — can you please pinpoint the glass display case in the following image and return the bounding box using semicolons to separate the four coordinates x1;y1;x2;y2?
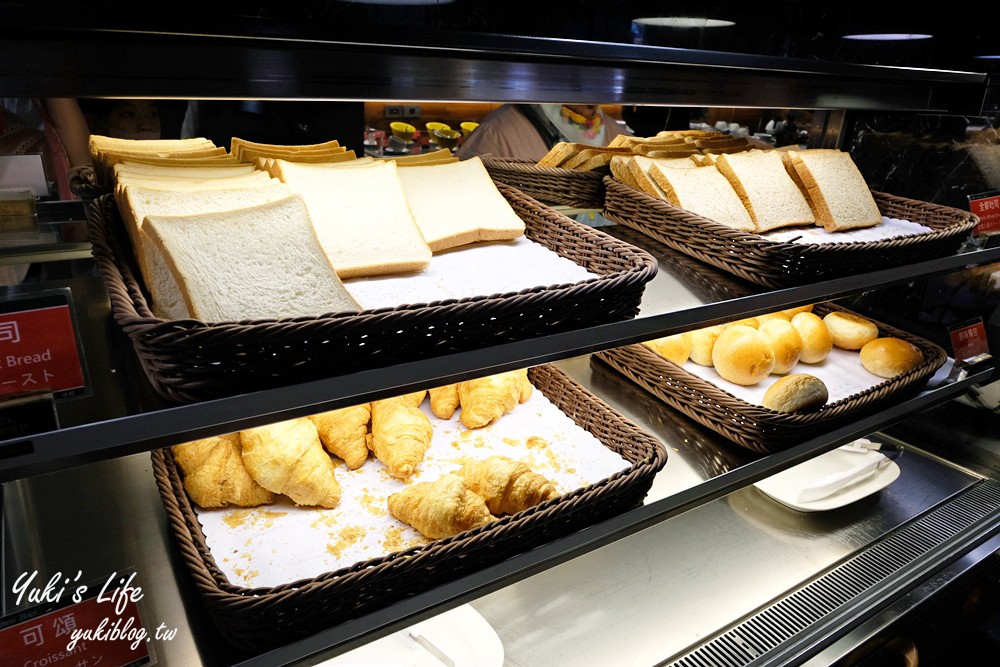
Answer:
1;5;999;666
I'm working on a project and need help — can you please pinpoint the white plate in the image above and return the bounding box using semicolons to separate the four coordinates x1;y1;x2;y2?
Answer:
753;447;901;513
320;604;504;667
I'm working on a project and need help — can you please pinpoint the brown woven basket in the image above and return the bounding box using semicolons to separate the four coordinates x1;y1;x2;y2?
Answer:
594;304;948;453
151;364;667;650
602;177;979;289
482;156;607;209
86;184;657;403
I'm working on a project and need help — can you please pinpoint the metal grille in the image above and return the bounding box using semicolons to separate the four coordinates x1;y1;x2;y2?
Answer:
664;481;1000;667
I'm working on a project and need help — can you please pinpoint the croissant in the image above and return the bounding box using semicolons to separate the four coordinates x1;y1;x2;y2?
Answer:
240;417;342;508
428;384;460;420
458;369;533;429
369;390;433;479
172;433;274;508
388;473;495;539
457;455;559;516
309;404;371;469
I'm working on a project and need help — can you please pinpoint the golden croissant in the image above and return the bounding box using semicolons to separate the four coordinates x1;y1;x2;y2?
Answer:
458;369;533;429
456;455;559;515
240;417;342;508
369;390;433;479
172;433;274;508
309;403;370;469
388;473;495;539
428;384;460;420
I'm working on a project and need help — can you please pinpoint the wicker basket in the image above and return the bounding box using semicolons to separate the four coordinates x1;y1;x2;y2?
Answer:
86;184;657;403
151;364;667;650
602;177;979;289
482;156;607;209
594;304;948;453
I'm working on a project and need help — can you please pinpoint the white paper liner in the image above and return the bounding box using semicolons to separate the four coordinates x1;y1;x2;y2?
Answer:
679;346;897;406
195;390;630;589
762;217;932;245
342;236;598;310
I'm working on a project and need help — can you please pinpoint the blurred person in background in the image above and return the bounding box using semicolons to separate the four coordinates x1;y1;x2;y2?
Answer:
457;103;631;161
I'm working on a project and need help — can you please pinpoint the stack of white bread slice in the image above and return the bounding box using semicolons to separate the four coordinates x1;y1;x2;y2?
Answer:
109;137;528;323
612;147;882;235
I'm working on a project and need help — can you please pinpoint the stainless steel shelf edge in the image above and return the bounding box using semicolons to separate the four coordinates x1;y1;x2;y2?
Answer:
182;365;993;667
0;23;987;112
801;530;1000;667
3;244;998;482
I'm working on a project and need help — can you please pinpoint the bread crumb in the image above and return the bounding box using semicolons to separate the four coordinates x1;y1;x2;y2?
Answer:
502;437;520;446
526;436;548;449
327;525;368;558
382;525;429;553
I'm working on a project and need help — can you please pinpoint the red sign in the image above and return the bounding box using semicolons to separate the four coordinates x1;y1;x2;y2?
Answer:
0;593;149;667
0;304;84;398
949;319;990;363
968;192;1000;235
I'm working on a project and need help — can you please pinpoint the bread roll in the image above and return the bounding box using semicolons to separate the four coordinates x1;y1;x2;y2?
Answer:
643;333;691;365
712;325;775;385
723;316;759;330
824;311;879;350
688;325;724;366
791;311;834;363
860;337;923;378
781;304;814;318
756;311;793;324
757;319;803;375
762;374;829;412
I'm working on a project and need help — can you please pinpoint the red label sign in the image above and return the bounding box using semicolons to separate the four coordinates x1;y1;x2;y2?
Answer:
969;193;1000;235
949;320;990;362
0;594;149;667
0;304;84;398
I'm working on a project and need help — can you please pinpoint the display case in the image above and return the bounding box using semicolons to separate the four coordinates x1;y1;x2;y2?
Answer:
2;7;1000;667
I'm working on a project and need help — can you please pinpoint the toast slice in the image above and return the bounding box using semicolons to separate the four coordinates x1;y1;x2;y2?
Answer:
117;181;294;320
144;194;360;322
782;149;882;232
395;156;525;252
628;155;699;199
649;163;755;231
715;149;815;232
272;159;431;278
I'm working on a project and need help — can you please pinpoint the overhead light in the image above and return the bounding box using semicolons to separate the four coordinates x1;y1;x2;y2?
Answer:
975;55;1000;59
633;17;735;29
842;33;933;41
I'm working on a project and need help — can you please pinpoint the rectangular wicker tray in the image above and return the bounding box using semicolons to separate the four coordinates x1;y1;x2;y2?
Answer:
594;304;948;453
482;156;607;209
602;176;979;289
85;183;656;403
150;364;667;650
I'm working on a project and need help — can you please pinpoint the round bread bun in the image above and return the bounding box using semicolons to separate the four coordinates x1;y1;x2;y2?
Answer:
688;325;724;366
756;311;793;325
642;333;691;366
781;304;814;318
762;373;829;412
712;325;775;385
723;316;759;330
791;311;834;363
860;337;923;378
757;319;803;375
823;311;879;350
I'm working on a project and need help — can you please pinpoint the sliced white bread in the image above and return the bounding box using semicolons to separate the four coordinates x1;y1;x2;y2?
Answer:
628;155;700;199
240;148;356;165
378;148;457;166
143;195;361;322
609;155;641;190
715;149;815;232
230;137;341;160
395;156;525;252
118;155;245;167
89;135;217;161
783;149;882;232
649;163;756;232
117;182;294;320
272;159;431;278
113;171;275;192
113;162;256;181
